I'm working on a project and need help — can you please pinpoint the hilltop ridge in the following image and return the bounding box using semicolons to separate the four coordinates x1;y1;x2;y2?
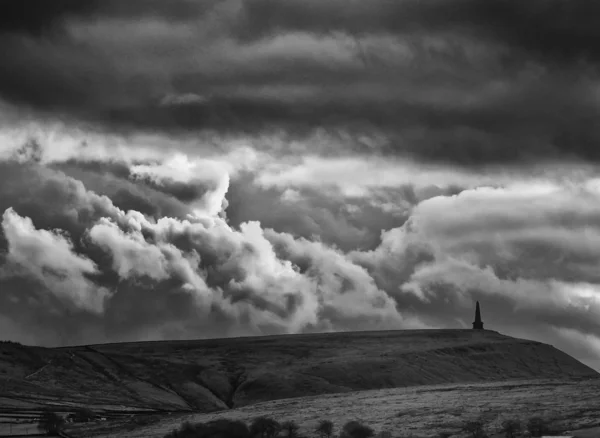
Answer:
0;329;597;416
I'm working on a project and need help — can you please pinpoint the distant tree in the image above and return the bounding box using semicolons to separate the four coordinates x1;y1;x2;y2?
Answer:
39;409;65;435
205;419;251;438
315;420;334;438
463;420;488;438
526;417;548;437
250;416;280;438
501;419;521;438
164;419;251;438
281;420;300;438
340;420;375;438
0;340;23;346
73;407;95;423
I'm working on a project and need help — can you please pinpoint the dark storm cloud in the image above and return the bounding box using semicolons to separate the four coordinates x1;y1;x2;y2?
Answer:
3;0;600;165
6;0;599;64
0;0;213;37
240;0;600;62
0;0;102;36
434;0;600;64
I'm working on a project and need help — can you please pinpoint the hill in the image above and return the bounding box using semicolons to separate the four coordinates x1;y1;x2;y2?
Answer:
0;329;598;417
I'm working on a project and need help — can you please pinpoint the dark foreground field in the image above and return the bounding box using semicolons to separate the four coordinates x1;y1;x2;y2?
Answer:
1;329;598;437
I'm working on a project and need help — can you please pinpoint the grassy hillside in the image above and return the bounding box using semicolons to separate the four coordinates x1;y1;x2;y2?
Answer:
0;329;598;417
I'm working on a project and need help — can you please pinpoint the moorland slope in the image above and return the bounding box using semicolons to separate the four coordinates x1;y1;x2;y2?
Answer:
70;379;600;438
0;329;597;416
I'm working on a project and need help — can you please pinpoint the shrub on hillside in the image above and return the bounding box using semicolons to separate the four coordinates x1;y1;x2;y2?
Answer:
205;419;252;438
250;416;281;438
340;420;375;438
38;409;65;435
462;419;488;438
315;419;334;438
501;418;521;438
72;407;95;423
280;420;300;438
163;417;389;438
526;417;549;437
164;419;251;438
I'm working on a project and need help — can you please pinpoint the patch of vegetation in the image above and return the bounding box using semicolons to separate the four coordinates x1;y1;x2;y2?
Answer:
162;414;565;438
526;416;550;437
315;419;334;438
281;420;300;438
38;409;66;435
164;419;252;438
0;340;23;345
340;420;375;438
462;419;488;438
164;418;385;438
250;416;281;438
500;418;521;438
67;407;96;423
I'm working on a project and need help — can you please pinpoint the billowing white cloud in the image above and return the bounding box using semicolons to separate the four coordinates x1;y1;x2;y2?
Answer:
265;228;405;327
88;217;171;281
0;162;409;342
1;207;109;313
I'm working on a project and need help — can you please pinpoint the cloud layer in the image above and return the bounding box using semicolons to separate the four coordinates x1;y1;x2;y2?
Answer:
0;149;416;346
3;0;600;164
0;136;599;369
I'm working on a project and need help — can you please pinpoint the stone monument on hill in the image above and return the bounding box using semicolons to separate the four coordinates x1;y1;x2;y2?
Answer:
472;301;484;330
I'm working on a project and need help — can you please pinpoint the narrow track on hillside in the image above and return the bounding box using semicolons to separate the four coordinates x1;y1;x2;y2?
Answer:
23;359;54;381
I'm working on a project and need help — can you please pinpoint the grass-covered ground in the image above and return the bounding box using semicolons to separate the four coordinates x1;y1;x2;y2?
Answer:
66;378;600;438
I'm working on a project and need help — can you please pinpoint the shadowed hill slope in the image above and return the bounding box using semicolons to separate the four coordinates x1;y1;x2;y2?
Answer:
0;330;598;415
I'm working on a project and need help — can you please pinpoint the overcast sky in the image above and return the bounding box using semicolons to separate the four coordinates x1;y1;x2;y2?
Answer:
2;0;600;371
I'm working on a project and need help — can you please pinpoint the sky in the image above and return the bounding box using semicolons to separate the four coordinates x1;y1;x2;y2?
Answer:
2;0;600;371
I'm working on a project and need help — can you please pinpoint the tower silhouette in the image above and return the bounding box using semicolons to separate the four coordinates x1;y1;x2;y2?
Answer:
472;301;484;330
